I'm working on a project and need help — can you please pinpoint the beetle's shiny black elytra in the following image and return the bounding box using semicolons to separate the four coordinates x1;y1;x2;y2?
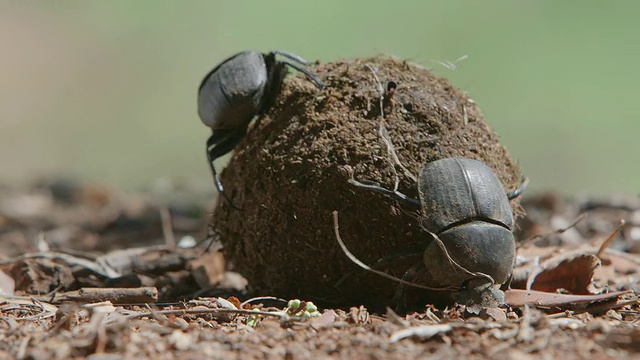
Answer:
350;157;526;289
416;157;516;285
198;50;325;198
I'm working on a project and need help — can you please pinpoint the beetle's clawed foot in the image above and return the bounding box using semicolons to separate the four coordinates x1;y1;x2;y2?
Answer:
211;173;241;210
206;131;246;211
453;278;505;312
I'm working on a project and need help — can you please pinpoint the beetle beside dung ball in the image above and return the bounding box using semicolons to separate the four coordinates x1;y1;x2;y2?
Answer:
343;156;527;305
197;50;325;198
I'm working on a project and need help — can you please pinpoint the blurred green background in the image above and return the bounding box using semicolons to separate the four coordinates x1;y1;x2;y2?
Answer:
1;1;638;197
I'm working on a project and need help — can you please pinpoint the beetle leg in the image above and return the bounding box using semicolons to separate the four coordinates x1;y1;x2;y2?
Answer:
267;51;325;89
206;128;247;200
506;176;530;200
272;50;311;65
279;60;326;88
348;178;421;208
392;262;425;313
500;272;513;291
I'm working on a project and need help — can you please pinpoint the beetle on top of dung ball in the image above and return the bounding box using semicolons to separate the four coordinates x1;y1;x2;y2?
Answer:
197;50;325;202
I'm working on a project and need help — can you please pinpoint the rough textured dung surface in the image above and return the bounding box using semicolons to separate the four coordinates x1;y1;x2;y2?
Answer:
211;56;523;310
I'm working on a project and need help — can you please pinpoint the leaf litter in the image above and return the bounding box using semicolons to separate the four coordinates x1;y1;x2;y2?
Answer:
0;181;638;359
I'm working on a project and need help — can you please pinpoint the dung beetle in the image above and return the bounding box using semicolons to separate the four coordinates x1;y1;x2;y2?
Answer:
198;50;325;197
350;157;527;291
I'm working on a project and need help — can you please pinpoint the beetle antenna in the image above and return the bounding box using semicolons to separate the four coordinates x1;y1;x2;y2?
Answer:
379;122;418;184
392;262;426;312
333;211;459;291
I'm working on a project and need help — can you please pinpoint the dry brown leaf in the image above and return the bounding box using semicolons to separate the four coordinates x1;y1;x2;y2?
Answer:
310;310;337;330
390;324;453;343
349;305;370;324
481;307;507;322
0;296;58;320
189;251;226;288
528;254;601;294
9;258;75;294
226;296;241;309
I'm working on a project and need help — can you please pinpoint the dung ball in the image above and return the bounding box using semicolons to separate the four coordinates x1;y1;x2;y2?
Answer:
210;56;523;310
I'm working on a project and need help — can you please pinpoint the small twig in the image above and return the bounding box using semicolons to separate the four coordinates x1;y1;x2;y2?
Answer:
0;297;58;321
125;307;299;320
16;334;31;360
517;304;533;343
463;106;470;125
160;207;176;249
366;64;385;119
596;220;625;258
240;296;288;309
349;76;418;200
32;287;158;304
436;54;469;71
526;212;588;243
0;251;121;278
379;124;401;192
332;211;457;291
379;123;417;184
94;314;108;354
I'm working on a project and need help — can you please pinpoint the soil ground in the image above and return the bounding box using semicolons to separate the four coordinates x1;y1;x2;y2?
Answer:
0;182;639;359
